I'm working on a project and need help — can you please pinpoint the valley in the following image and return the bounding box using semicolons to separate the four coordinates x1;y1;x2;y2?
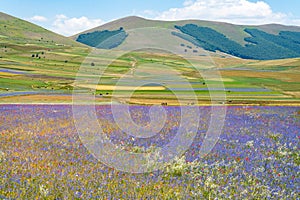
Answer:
0;12;299;105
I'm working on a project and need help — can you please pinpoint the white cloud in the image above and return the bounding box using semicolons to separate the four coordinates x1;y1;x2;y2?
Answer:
155;0;298;25
142;10;160;16
29;15;48;22
289;19;300;26
52;14;103;36
183;0;195;6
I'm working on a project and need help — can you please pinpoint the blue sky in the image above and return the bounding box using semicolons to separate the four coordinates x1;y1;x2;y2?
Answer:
1;0;300;36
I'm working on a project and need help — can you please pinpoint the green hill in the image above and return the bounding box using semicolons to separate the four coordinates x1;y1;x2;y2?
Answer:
0;12;84;47
72;16;300;60
0;12;89;95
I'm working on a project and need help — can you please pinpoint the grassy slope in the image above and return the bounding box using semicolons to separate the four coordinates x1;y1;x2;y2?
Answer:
0;12;86;47
0;12;91;95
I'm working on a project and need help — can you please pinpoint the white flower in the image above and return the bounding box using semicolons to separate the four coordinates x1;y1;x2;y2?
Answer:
163;155;190;176
205;177;213;187
0;151;5;162
279;151;288;156
293;146;297;150
278;146;289;156
241;189;248;196
258;167;265;173
204;176;218;188
246;140;254;148
39;184;49;197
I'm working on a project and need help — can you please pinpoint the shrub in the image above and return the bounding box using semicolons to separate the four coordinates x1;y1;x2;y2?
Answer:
76;28;128;49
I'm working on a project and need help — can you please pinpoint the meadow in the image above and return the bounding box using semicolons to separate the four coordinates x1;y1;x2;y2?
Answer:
0;105;299;199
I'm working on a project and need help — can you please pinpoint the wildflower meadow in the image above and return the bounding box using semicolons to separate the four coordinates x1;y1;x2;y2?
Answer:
0;105;299;199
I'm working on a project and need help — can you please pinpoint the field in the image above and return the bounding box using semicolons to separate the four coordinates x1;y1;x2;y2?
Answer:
1;42;300;105
0;105;299;199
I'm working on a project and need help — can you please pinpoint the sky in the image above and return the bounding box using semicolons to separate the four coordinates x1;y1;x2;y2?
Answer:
1;0;300;36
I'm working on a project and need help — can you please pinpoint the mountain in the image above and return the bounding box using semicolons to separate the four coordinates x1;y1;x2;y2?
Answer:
72;16;300;60
0;12;84;47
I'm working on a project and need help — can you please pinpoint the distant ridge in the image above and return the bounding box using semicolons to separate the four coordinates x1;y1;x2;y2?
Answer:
71;16;300;60
71;16;300;45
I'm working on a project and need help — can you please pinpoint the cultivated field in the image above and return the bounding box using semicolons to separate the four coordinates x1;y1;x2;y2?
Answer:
1;42;300;105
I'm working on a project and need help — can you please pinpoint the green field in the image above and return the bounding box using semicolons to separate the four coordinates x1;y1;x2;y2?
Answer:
1;44;299;105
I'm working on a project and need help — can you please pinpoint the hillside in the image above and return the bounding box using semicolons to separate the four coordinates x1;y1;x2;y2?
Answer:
72;16;300;60
0;12;90;96
0;12;84;47
174;24;300;60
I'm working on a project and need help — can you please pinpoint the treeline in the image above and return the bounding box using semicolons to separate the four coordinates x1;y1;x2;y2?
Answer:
175;24;300;60
76;27;127;49
279;31;300;43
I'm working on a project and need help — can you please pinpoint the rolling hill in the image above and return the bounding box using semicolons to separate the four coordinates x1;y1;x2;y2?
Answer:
0;12;90;97
72;16;300;60
0;12;86;47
